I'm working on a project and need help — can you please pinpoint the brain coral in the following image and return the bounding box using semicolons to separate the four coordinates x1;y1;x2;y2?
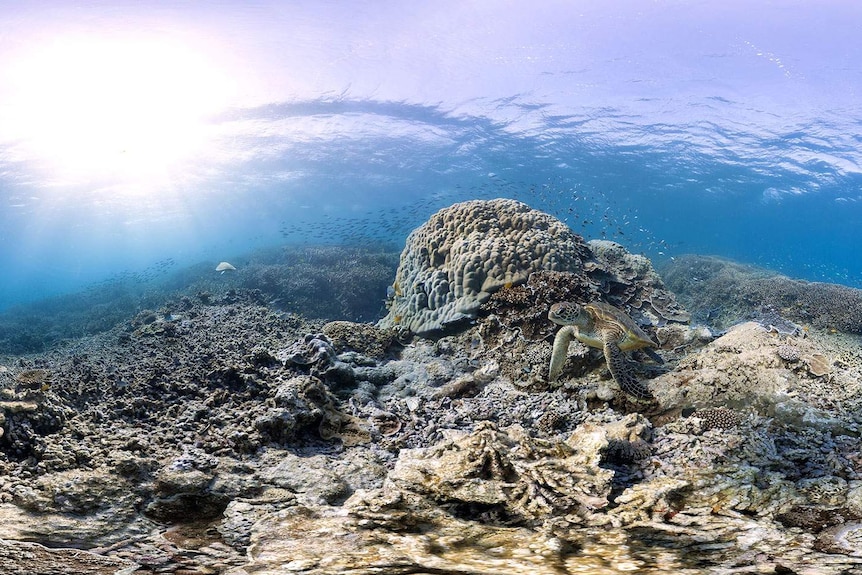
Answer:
379;198;591;335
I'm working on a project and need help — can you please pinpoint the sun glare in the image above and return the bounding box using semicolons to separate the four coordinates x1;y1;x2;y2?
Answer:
1;33;234;189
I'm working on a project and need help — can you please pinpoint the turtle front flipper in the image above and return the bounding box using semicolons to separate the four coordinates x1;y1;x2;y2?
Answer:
602;336;653;401
549;326;577;381
642;347;664;365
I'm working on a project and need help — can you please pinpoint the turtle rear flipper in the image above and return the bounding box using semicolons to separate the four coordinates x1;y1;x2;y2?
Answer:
602;337;653;402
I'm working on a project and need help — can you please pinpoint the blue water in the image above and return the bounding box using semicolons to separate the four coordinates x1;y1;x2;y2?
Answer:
1;1;861;311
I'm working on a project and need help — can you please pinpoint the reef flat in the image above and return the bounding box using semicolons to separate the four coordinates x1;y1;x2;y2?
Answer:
2;201;862;574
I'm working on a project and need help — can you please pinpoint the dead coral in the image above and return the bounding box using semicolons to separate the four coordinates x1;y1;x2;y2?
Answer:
277;334;336;368
14;369;50;388
814;522;862;556
388;421;614;526
254;375;341;445
803;353;832;377
587;240;690;325
650;322;796;413
480;270;599;345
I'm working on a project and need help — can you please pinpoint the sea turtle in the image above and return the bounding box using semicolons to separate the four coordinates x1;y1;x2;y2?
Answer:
548;300;659;401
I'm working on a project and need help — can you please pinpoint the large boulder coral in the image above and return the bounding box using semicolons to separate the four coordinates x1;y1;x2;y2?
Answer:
379;198;592;335
379;199;689;338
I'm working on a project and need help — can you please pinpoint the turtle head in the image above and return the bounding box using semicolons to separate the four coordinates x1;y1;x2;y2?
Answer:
548;302;590;327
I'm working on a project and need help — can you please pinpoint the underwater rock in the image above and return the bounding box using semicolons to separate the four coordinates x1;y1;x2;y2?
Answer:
257;449;386;506
218;490;297;550
848;484;862;517
648;317;862;480
387;420;615;526
277;334;337;368
814;522;862;557
651;322;811;413
227;419;621;575
0;468;141;548
609;476;690;525
0;388;68;461
587;240;690;325
322;320;398;359
145;451;229;523
232;499;586;575
253;375;337;444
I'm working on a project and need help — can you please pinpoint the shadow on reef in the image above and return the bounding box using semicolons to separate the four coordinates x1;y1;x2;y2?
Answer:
0;244;399;356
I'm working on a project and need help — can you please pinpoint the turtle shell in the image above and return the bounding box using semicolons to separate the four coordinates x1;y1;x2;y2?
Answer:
584;301;657;351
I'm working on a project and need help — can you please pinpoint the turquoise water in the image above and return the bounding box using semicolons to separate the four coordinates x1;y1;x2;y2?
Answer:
0;1;860;310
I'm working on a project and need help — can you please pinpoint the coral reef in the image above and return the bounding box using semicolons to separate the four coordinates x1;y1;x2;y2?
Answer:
0;540;134;574
378;202;690;338
648;321;851;422
2;217;862;572
661;254;862;334
0;244;399;355
379;198;592;335
234;245;398;322
388;421;614;525
472;259;686;391
588;240;690;326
